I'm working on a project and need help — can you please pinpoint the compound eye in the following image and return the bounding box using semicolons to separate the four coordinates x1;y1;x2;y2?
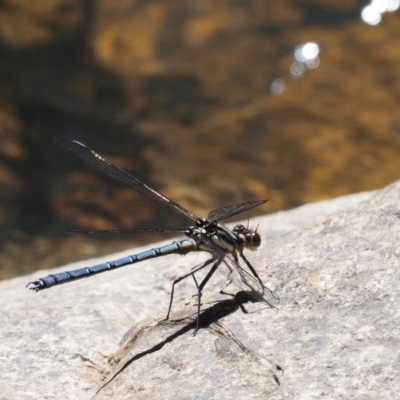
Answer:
249;231;261;249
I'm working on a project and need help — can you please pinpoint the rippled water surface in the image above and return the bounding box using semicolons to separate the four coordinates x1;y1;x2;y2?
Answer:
1;1;400;279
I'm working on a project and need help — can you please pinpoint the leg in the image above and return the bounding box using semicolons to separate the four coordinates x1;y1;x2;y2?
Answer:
239;251;263;286
165;258;215;321
192;259;223;335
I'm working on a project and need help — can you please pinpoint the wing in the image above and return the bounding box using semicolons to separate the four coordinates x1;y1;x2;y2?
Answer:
198;236;279;307
50;228;188;234
221;253;280;307
207;200;268;224
54;136;198;222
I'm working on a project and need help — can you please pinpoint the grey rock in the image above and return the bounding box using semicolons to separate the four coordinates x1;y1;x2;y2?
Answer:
1;182;398;399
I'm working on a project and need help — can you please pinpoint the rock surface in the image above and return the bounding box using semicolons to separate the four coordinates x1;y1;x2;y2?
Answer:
1;181;399;399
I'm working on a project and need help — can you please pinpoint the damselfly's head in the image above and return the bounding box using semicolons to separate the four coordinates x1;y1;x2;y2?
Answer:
233;224;261;251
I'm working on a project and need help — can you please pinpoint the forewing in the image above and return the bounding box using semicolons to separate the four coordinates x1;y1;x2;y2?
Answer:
54;136;198;222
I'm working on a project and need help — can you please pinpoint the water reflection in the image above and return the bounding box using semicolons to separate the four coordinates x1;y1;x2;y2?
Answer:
270;41;320;95
361;0;399;25
270;79;285;96
291;42;320;78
